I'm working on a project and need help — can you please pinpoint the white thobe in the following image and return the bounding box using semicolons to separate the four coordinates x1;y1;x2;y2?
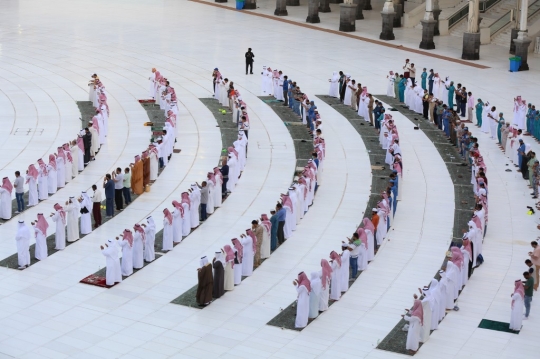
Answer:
143;224;156;262
0;188;12;220
132;232;144;269
387;76;395;97
340;250;350;292
64;157;72;183
233;249;242;285
51;212;66;250
47;166;57;194
119;240;133;276
162;219;173;251
404;316;421;351
283;205;294;239
102;244;122;286
295;285;310;329
16;226;31;268
89;127;99;156
241;237;254;277
224;260;234;291
226;157;238;192
420;300;431;343
77;147;84;171
149;152;158;181
357;243;368;271
34;227;47;260
181;203;190;236
38;168;49;198
309;277;322;319
26;176;38;206
366;229;375;261
65;202;80;242
260;225;271;259
56;157;65;188
80;202;92;235
206;181;215;214
71;145;80;175
330;261;341;300
318;272;330;311
189;191;201;227
509;293;524;331
172;209;183;243
213;176;222;208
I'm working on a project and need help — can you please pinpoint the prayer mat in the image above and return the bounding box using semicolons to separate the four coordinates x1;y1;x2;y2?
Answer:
478;319;520;334
79;254;162;288
138;99;156;103
80;274;114;288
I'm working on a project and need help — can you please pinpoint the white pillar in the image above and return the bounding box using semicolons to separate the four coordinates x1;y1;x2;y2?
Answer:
518;0;528;36
383;0;394;13
424;0;434;20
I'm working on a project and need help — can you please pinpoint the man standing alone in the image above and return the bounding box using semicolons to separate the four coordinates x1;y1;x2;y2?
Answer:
14;171;24;214
245;48;255;75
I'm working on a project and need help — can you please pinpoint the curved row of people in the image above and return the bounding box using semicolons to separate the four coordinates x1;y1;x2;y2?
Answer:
96;71;253;286
1;75;112;221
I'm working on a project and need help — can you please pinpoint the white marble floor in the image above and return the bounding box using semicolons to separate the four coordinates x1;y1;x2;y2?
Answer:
0;0;538;358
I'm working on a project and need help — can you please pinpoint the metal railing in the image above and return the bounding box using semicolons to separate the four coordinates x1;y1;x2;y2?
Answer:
448;3;470;28
489;0;540;37
448;0;502;29
480;0;500;12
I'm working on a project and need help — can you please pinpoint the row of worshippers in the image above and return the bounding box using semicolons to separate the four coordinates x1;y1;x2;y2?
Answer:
401;245;474;354
149;68;179;117
257;66;316;133
292;216;384;329
400;144;490;352
212;68;246;129
99;125;247;285
88;74;110;152
509;241;539;332
328;71;376;126
291;174;399;330
1;134;100;222
14;142;160;269
194;143;324;306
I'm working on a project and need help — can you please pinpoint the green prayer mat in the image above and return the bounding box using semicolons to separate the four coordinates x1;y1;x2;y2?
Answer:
478;319;520;334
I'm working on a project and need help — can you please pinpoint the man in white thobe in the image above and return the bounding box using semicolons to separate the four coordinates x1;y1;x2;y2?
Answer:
101;239;122;286
16;220;31;269
65;196;80;242
79;192;92;235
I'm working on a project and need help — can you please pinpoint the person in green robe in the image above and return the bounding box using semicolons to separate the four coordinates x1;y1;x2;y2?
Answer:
497;112;505;144
475;99;483;127
421;68;427;90
398;75;406;102
446;81;455;108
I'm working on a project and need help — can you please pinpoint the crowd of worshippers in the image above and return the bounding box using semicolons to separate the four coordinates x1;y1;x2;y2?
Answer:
290;104;401;329
149;68;179;116
257;66;320;135
14;145;159;270
13;71;177;270
95;70;251;286
194;86;325;306
327;72;403;183
195;160;322;307
211;68;250;135
0;75;112;222
509;240;540;332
